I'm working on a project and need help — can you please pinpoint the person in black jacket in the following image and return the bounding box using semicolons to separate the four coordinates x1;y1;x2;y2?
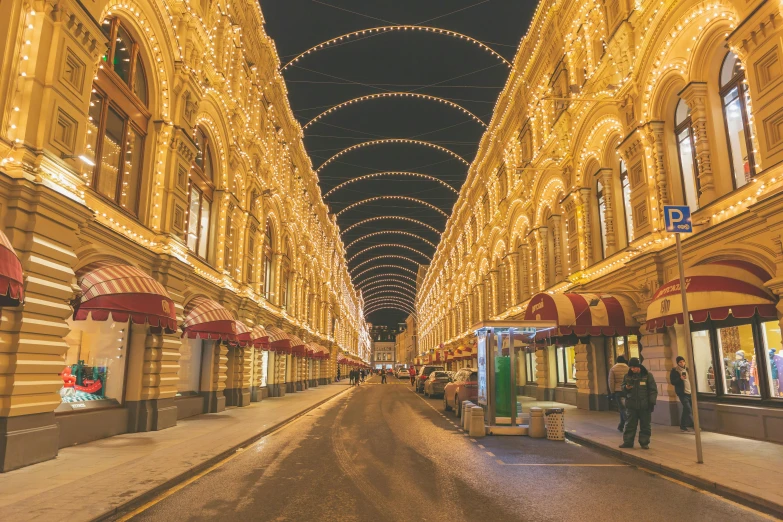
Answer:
620;358;658;450
670;356;694;432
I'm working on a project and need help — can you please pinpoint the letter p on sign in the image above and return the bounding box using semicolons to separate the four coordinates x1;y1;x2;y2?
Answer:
664;205;692;233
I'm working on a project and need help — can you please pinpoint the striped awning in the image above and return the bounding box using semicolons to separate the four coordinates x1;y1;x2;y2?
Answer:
646;260;777;330
523;292;638;342
182;296;237;341
74;260;176;331
250;325;270;349
266;325;292;352
289;334;306;356
233;320;252;347
307;343;328;359
0;229;23;306
337;353;346;364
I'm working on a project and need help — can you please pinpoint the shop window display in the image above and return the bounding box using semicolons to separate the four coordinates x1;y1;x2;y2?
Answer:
177;338;204;396
59;318;129;411
760;321;782;397
556;346;576;385
717;324;758;396
525;351;537;384
691;330;718;393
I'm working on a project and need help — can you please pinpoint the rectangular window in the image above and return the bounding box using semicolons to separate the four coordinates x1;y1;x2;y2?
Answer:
597;191;608;257
677;128;699;211
723;86;752;189
59;318;130;411
177;338;203;396
717;324;759;397
691;330;717;394
556;345;576;385
525;351;537;385
198;197;210;258
621;170;634;243
760;321;781;398
97;105;124;200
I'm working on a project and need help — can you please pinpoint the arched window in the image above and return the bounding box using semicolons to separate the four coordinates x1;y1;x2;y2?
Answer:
675;99;699;211
85;17;149;215
281;245;291;310
620;160;634;243
263;222;274;301
720;51;754;188
596;179;608;258
246;227;256;284
187;126;213;259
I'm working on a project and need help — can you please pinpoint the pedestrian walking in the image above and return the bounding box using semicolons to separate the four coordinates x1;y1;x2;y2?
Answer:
608;355;629;432
409;365;416;386
350;369;356;386
381;369;387;384
619;357;657;450
670;356;694;432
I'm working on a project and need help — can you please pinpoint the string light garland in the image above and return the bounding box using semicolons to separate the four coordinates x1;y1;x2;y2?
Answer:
362;283;417;298
316;139;469;174
348;243;432;264
325;172;459;198
341;216;442;235
304;92;486;130
359;279;418;293
281;25;510;71
350;255;421;274
365;305;417;317
352;263;419;280
364;296;417;311
363;289;416;302
355;272;419;287
346;230;437;250
337;196;449;218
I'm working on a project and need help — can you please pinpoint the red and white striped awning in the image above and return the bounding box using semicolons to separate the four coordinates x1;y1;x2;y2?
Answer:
307;342;328;359
250;325;270;349
337;353;346;364
74;260;176;331
0;229;23;306
646;260;777;330
523;292;638;341
182;296;237;341
266;325;292;352
289;334;306;356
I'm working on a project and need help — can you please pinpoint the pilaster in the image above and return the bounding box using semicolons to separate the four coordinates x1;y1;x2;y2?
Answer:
680;82;717;204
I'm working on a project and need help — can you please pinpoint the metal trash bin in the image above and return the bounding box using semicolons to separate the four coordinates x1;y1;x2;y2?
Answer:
544;408;565;441
529;407;546;438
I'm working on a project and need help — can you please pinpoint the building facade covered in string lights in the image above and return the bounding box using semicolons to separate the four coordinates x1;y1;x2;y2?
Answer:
417;0;783;443
0;0;370;471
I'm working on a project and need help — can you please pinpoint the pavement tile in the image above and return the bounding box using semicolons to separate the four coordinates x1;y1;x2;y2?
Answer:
517;396;783;516
0;383;352;522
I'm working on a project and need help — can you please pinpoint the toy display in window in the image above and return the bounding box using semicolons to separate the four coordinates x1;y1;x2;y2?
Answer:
772;349;782;397
59;360;107;403
730;350;751;395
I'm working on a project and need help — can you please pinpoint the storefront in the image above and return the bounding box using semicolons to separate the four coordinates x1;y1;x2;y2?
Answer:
249;326;270;402
266;326;293;397
288;334;306;392
646;260;783;442
523;292;639;410
180;296;247;415
60;260;178;445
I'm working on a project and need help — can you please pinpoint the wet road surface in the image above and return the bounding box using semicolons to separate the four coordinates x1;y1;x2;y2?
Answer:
122;375;772;522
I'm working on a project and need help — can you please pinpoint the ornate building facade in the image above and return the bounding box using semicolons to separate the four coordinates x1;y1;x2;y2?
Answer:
0;0;369;471
417;0;783;442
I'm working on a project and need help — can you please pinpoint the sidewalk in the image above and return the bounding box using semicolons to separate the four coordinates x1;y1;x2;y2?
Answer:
0;383;353;522
517;396;783;517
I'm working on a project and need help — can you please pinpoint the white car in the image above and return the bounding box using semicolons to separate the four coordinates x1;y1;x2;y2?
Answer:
396;367;409;378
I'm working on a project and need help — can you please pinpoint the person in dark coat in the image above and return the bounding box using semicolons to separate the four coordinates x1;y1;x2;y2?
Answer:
670;356;694;431
620;357;658;450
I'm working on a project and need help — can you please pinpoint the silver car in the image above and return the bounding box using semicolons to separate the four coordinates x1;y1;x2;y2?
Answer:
423;371;451;398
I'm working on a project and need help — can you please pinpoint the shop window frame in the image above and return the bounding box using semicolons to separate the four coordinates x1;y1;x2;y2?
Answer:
674;98;700;211
186;126;215;261
555;344;577;387
689;316;782;405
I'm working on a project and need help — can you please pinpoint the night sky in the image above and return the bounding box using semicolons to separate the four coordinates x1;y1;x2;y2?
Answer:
260;1;535;327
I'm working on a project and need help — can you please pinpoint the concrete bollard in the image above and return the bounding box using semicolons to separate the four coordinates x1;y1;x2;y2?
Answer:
529;407;546;438
468;406;485;438
462;401;473;430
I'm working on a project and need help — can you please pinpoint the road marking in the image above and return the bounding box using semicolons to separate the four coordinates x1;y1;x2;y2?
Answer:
478;444;485;449
496;462;628;467
486;451;495;457
470;439;477;443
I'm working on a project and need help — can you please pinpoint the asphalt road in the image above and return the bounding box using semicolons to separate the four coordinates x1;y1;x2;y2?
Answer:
124;375;772;522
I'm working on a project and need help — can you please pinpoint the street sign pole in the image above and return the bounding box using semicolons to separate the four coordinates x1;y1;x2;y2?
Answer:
675;234;704;464
665;205;703;464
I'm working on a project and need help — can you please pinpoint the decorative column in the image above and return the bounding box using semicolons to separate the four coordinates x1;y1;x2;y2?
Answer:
505;252;519;306
201;341;228;413
550;216;563;281
517;244;531;301
643;121;670;209
577;188;594;268
598;168;616;253
680;82;717;204
536;227;549;290
488;270;499;317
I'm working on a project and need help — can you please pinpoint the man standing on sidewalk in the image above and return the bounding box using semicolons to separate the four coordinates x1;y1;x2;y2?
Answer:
670;356;694;432
620;357;657;450
608;355;629;432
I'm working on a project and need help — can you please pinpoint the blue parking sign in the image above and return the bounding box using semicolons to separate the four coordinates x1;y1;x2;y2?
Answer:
664;205;692;233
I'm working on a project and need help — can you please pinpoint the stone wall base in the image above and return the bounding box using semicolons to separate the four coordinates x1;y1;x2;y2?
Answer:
309;379;318;387
58;408;128;448
224;388;251;407
0;412;59;472
126;398;177;432
286;382;296;393
536;387;555;401
176;395;205;419
251;386;263;402
577;392;609;411
268;383;285;397
697;401;783;442
201;391;226;413
296;381;304;391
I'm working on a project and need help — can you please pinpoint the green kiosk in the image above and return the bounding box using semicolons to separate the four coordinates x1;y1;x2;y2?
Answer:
472;320;556;435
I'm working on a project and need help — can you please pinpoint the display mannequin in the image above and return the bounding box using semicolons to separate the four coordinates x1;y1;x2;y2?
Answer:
750;355;758;395
771;349;782;397
732;350;751;394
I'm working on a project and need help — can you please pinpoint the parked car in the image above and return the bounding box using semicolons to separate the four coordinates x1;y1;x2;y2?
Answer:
396;367;409;379
415;365;445;393
443;368;479;417
423;371;451;398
